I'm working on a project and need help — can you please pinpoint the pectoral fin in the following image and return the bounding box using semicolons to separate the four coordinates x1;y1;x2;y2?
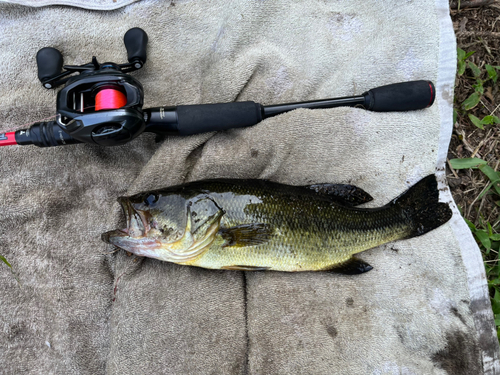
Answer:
221;265;269;271
305;183;373;207
219;224;273;247
326;257;373;275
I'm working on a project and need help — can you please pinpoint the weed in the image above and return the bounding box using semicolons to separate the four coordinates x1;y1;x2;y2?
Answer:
456;47;500;129
451;45;500;340
1;254;20;285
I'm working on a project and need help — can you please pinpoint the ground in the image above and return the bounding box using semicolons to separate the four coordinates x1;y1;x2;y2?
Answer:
448;1;500;337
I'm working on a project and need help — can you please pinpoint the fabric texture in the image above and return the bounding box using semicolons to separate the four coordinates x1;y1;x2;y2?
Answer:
2;0;138;11
0;1;498;374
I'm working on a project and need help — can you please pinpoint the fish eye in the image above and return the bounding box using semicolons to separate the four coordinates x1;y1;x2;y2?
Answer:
144;194;159;206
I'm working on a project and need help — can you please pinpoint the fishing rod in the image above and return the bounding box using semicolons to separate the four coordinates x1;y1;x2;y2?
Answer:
0;28;436;148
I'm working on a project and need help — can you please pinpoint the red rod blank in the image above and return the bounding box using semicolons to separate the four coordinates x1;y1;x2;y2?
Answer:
0;132;18;146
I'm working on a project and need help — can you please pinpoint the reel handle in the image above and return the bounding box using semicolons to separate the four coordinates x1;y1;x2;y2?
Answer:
124;28;148;67
36;47;63;88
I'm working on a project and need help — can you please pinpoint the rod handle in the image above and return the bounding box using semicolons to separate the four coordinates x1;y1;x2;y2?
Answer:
145;102;263;136
363;80;435;112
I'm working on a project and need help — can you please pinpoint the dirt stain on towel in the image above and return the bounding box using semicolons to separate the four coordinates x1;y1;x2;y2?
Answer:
432;330;482;375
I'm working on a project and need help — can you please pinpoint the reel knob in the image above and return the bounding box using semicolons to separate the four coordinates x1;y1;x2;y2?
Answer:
124;28;148;68
36;47;63;88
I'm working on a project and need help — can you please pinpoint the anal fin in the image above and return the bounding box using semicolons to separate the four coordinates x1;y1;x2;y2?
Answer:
326;257;373;275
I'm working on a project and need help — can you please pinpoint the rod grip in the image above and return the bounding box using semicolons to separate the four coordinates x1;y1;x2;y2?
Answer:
363;80;435;112
176;102;263;135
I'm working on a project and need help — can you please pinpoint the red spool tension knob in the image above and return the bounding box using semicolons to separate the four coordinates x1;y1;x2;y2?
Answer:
95;88;127;111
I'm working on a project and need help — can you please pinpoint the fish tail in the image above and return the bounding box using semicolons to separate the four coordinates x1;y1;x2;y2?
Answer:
392;175;452;237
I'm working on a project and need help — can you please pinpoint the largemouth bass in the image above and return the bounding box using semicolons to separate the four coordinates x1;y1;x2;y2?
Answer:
101;175;452;274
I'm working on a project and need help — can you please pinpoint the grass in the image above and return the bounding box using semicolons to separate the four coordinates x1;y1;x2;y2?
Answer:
449;46;500;340
0;254;20;285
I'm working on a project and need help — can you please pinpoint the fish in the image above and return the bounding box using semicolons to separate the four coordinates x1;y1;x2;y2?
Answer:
101;175;452;274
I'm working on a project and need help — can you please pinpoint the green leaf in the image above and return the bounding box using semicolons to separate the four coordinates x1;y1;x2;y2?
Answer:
457;48;466;61
486;64;498;83
492;290;500;314
491;234;500;241
476;230;492;249
0;255;12;269
465;51;475;59
458;61;466;76
464;217;477;231
469;114;484;129
495;316;500;326
478;183;494;200
478;164;500;196
457;49;475;76
486;263;494;276
468;61;482;78
473;80;484;95
453;108;458;124
481;115;500;125
457;48;475;61
479;180;500;199
494;288;500;302
479;164;500;182
449;157;488;169
489;278;500;286
463;92;481;110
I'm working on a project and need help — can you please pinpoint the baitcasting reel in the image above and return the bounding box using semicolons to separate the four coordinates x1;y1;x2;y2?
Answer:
0;28;436;148
28;27;146;147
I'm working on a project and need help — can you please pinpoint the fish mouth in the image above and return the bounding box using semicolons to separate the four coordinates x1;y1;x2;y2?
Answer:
101;198;158;255
101;229;128;244
118;197;151;238
101;198;151;245
101;227;161;258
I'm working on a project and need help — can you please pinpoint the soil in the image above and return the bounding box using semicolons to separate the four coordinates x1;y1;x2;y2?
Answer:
448;2;500;233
